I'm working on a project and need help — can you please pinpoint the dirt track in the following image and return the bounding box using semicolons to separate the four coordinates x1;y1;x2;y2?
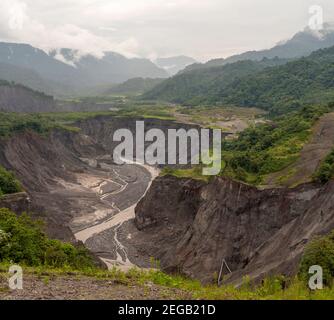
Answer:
0;272;189;300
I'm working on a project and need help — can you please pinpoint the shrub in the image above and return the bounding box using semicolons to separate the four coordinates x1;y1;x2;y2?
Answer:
315;150;334;183
299;231;334;287
0;166;22;195
0;208;94;270
223;104;333;184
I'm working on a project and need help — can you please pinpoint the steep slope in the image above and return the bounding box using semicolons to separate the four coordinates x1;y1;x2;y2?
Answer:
128;175;334;284
1;114;334;286
265;112;334;187
0;115;199;241
0;81;55;112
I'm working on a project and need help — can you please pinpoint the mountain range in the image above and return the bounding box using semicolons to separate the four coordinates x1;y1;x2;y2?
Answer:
2;25;334;103
143;45;334;114
0;43;168;97
183;24;334;73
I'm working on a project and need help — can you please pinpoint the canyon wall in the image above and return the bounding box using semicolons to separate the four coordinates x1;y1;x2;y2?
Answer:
133;175;334;284
1;115;333;284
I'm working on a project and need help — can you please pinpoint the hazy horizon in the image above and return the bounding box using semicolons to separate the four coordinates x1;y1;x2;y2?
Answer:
0;0;334;62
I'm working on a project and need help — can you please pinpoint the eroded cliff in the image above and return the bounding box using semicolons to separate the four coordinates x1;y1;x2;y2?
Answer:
131;175;334;284
1;115;333;284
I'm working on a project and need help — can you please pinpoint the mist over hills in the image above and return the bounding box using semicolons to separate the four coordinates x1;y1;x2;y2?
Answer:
49;49;168;84
2;24;334;105
183;24;334;73
0;43;168;97
155;56;197;75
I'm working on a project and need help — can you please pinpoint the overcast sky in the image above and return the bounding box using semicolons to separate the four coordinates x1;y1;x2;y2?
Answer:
0;0;334;61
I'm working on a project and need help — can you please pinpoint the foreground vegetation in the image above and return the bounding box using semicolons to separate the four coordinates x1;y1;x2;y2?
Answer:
0;208;334;299
1;261;334;300
299;231;334;287
0;209;94;269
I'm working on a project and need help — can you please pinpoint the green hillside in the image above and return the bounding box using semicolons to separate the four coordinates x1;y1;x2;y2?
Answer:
105;77;164;96
144;46;334;114
143;58;288;106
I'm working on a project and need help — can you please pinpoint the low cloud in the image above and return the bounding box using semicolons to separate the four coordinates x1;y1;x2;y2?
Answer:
0;0;140;58
0;0;334;61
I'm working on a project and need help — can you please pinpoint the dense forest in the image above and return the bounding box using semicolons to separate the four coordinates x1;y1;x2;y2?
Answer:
143;58;288;107
144;46;334;115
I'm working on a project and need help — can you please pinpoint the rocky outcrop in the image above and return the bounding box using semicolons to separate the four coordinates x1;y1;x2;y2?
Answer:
0;192;30;214
133;175;334;284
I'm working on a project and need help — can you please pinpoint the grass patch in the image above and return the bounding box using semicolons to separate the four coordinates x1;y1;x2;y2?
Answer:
314;148;334;183
161;166;211;182
221;104;333;185
0;262;333;300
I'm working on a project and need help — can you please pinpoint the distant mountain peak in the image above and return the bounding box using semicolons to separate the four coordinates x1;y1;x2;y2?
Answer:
182;24;334;73
49;48;82;68
303;21;334;37
155;55;197;75
0;42;168;96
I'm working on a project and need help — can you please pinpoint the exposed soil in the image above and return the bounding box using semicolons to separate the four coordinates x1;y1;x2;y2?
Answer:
129;175;334;285
1;114;334;288
0;272;189;300
0;116;198;272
